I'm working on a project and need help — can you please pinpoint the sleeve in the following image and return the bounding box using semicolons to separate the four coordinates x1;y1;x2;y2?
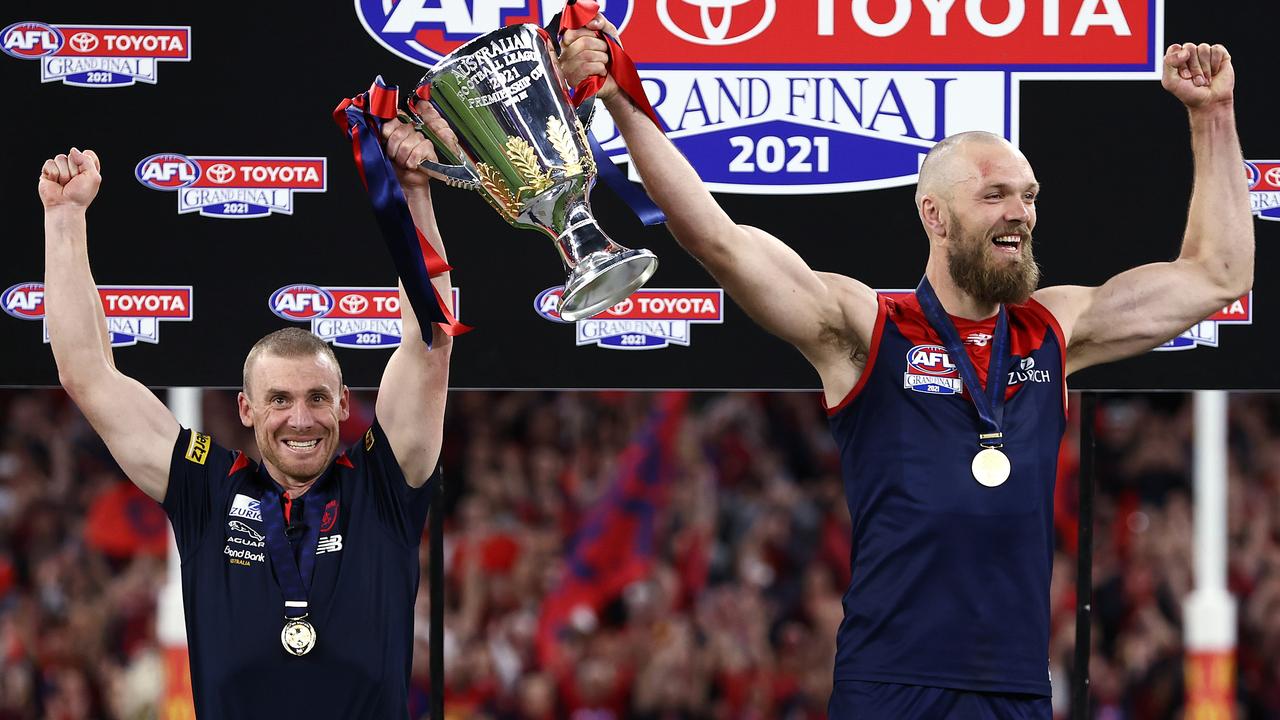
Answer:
355;419;435;546
162;427;239;561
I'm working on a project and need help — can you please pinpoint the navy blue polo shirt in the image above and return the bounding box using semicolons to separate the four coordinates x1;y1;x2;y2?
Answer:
162;421;433;718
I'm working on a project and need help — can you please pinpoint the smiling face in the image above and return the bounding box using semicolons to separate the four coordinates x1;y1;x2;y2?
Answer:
237;351;349;488
918;133;1042;305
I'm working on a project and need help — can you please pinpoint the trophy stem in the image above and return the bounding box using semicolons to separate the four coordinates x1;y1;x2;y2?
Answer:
556;219;658;322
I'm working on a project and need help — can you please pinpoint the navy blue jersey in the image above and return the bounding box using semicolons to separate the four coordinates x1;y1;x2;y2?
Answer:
825;292;1067;696
163;421;433;718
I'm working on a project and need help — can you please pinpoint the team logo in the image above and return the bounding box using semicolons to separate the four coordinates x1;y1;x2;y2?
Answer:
1156;293;1252;351
355;0;634;66
135;154;326;218
321;500;339;532
229;493;263;522
2;282;193;347
358;1;1160;194
535;286;723;349
903;343;963;395
270;284;462;349
1;22;189;87
1246;160;1280;221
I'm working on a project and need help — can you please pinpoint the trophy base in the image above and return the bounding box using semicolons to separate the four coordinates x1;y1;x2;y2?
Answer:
559;249;659;322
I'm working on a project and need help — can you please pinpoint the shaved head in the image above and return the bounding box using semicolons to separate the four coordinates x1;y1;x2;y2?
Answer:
915;131;1017;206
913;131;1041;305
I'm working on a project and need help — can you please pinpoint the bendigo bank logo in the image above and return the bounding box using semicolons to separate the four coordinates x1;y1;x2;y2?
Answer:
269;284;462;349
135;154;326;219
1246;160;1280;221
2;282;193;347
1;21;189;87
356;0;1160;194
535;286;723;350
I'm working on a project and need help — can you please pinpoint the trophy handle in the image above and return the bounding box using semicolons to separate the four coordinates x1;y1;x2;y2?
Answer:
403;114;482;190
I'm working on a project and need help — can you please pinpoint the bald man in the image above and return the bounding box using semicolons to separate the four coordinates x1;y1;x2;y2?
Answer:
561;24;1252;719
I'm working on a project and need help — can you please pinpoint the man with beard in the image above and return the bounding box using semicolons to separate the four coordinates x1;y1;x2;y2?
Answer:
38;100;455;717
561;20;1252;719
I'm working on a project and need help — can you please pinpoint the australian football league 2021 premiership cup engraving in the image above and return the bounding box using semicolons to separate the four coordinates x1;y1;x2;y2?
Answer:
412;23;658;322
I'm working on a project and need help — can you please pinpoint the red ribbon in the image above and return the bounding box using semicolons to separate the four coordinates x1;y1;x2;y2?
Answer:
559;0;664;129
332;79;470;339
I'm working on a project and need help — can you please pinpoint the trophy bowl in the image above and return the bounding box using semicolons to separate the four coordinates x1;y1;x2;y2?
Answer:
413;23;658;322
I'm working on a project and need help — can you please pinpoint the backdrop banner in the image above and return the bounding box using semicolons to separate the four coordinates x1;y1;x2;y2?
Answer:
1;1;1273;390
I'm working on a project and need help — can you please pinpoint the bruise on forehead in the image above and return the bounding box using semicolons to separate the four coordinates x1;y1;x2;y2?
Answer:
916;131;1013;202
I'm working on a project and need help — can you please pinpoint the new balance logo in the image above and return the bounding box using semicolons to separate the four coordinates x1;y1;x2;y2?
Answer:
317;534;344;555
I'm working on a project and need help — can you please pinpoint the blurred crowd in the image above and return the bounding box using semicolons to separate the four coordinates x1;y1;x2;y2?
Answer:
0;388;1277;719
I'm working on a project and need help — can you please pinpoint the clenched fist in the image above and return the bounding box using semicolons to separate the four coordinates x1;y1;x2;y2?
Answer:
39;148;101;212
1162;42;1234;110
559;13;620;102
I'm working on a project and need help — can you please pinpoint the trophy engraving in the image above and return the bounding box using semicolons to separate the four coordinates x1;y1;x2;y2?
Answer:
412;24;657;322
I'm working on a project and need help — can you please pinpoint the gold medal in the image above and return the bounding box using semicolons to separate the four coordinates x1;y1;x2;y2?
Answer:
971;447;1011;487
281;617;317;656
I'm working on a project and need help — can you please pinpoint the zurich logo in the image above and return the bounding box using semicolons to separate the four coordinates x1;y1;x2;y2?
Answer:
657;0;774;46
354;0;633;67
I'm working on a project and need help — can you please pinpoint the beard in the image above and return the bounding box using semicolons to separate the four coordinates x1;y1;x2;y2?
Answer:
946;211;1041;305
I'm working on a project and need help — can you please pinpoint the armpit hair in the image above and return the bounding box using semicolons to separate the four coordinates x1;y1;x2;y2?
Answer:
818;322;867;367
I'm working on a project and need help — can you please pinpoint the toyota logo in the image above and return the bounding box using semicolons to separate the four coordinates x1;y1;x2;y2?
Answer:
339;295;369;314
68;32;98;53
205;163;236;184
1266;167;1280;190
606;297;635;315
657;0;775;46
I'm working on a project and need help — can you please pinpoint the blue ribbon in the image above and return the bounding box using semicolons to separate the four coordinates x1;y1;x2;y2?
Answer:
258;472;332;620
587;129;666;226
338;77;450;346
915;277;1011;447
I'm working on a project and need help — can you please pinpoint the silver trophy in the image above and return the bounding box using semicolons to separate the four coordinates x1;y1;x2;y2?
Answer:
412;23;658;322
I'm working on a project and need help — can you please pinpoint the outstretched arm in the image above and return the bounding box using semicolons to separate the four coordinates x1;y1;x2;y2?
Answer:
372;103;454;488
42;149;179;501
1036;43;1254;374
560;18;878;402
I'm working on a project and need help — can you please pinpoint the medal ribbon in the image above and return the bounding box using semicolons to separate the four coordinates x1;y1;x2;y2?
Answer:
915;277;1011;448
332;77;471;344
258;475;331;620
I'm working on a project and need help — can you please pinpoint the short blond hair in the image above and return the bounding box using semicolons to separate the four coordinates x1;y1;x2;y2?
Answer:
242;328;342;394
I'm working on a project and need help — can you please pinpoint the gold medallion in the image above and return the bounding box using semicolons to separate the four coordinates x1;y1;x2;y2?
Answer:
971;447;1011;488
281;618;317;656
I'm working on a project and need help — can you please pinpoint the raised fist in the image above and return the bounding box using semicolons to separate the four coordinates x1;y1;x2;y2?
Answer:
39;148;102;211
1162;42;1234;110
